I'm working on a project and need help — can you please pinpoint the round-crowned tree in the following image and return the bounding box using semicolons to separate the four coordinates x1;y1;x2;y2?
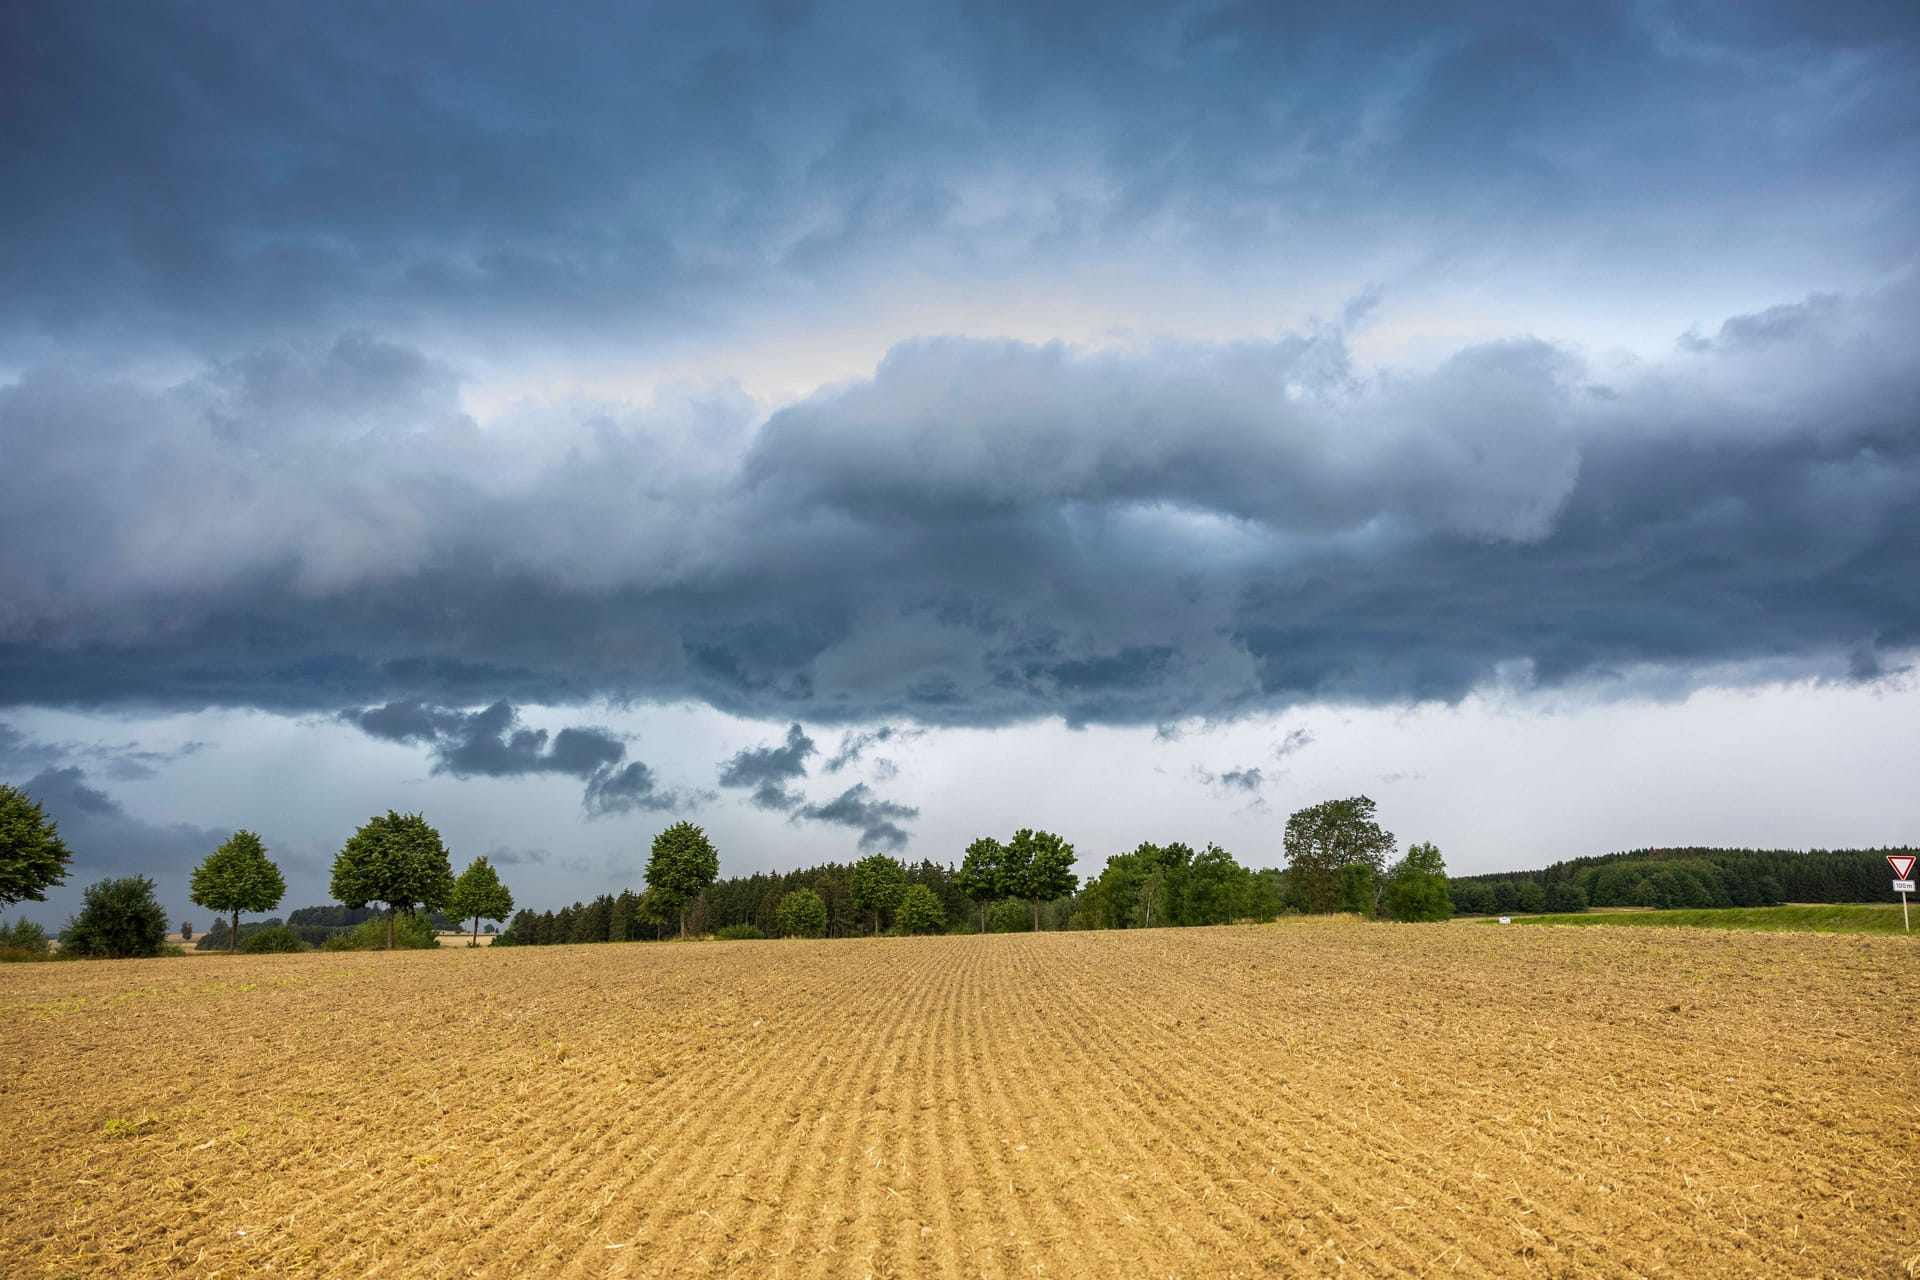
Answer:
895;883;947;935
776;887;829;938
190;830;287;952
646;821;719;939
1;783;72;908
849;854;906;935
64;875;170;959
330;811;456;950
449;856;515;946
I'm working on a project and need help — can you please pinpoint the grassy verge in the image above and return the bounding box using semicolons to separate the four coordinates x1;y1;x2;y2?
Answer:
1485;904;1912;935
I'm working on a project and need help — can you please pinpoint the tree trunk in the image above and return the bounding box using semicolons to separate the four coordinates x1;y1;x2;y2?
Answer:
387;905;396;950
1032;898;1040;930
471;915;479;947
230;908;239;952
679;905;687;940
980;902;988;932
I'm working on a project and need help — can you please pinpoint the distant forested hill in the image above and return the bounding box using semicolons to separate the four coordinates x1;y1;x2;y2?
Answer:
1449;847;1912;914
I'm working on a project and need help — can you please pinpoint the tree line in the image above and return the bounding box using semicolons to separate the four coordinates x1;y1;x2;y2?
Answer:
1448;845;1912;915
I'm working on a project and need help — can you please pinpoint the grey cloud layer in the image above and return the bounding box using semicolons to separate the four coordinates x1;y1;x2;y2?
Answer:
345;699;693;816
2;2;1913;360
3;284;1916;725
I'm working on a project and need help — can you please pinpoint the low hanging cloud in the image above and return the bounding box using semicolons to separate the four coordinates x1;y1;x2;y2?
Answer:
794;784;920;853
716;723;816;810
346;699;694;818
2;284;1918;729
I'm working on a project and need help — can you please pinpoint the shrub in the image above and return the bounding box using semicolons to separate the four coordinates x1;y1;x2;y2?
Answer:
2;916;49;953
715;923;765;941
986;899;1031;933
64;875;170;959
324;912;440;950
775;888;828;938
241;925;309;953
896;884;946;935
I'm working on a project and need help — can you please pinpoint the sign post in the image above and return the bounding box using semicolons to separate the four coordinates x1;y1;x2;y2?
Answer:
1889;856;1916;932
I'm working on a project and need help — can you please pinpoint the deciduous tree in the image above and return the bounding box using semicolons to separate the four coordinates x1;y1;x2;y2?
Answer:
330;811;456;949
646;821;719;939
1005;828;1078;929
189;830;287;951
1283;796;1395;914
64;875;169;959
953;836;1007;931
1383;841;1453;922
449;856;515;946
849;854;906;935
776;887;828;938
0;783;71;908
895;883;946;934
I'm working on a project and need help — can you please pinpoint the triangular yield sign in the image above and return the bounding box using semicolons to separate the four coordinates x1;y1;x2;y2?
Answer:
1890;855;1917;880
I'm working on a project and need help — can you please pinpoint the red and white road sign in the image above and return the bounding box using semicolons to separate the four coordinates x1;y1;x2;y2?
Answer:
1889;855;1917;880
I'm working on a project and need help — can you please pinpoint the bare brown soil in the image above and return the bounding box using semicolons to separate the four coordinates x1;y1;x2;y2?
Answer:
2;922;1914;1278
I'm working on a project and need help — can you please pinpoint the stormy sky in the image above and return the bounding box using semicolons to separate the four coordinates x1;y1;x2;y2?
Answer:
4;1;1918;927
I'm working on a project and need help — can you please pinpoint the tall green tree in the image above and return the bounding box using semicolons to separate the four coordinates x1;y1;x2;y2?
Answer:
64;875;169;959
449;856;515;946
0;783;71;908
1383;841;1453;922
330;811;456;949
1283;796;1396;914
189;830;287;952
1005;828;1078;929
895;883;947;934
953;836;1008;931
849;854;906;935
646;821;719;939
776;887;828;938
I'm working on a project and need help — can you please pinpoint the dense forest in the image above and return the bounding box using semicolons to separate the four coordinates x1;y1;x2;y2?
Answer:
1448;846;1912;914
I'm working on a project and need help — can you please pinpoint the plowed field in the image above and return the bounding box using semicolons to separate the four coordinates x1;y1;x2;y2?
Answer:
4;922;1915;1278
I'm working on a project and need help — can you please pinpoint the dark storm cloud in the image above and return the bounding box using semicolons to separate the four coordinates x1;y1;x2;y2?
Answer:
3;282;1919;726
348;700;624;779
583;763;704;820
717;723;816;811
343;699;698;817
823;726;915;773
795;784;919;853
2;2;1914;359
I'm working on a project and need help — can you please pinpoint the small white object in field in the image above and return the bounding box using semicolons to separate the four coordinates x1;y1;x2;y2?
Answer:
1498;917;1512;925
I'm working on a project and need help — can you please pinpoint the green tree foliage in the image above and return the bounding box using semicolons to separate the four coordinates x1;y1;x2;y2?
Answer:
1447;846;1891;914
449;856;515;946
850;854;907;934
1004;828;1078;929
776;887;828;938
986;898;1031;933
2;916;51;956
64;875;169;959
330;811;456;950
953;837;1008;931
321;913;439;950
240;925;308;953
1383;841;1452;922
896;883;947;934
0;783;72;907
646;821;719;939
189;830;287;952
1336;863;1378;917
1544;881;1589;913
1283;796;1396;914
715;923;765;940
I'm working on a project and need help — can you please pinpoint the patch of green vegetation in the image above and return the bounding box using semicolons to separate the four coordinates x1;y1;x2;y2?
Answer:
1494;904;1912;935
